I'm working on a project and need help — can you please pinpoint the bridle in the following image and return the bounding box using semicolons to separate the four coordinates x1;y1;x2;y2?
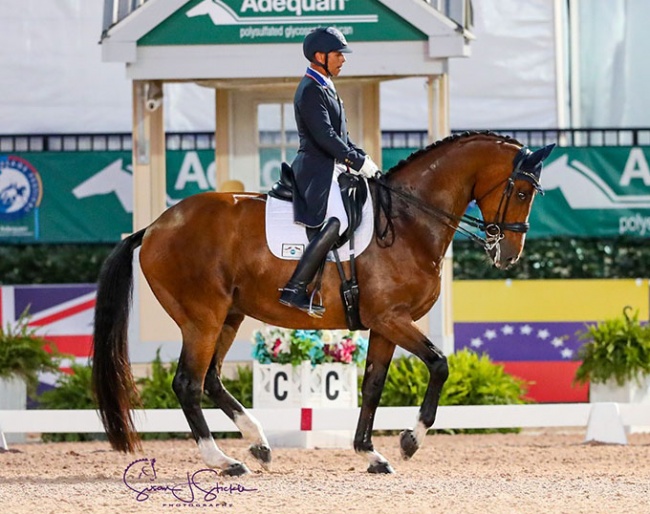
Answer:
371;146;545;257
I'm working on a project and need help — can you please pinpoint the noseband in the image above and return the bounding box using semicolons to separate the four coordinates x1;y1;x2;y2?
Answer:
372;146;543;255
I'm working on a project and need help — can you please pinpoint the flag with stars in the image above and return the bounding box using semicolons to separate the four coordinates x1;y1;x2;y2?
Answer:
455;322;584;362
453;279;650;403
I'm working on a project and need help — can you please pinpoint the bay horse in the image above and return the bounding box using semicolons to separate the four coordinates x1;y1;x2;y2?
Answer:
92;131;554;476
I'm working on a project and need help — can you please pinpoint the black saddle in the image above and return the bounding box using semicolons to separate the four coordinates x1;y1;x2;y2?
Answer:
267;163;367;247
268;163;295;201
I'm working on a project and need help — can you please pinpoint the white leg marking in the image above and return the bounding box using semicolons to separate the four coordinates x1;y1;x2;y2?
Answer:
356;448;389;467
197;438;238;469
234;409;269;447
412;417;428;447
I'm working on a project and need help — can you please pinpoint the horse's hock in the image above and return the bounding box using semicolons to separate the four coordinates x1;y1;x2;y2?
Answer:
252;361;358;448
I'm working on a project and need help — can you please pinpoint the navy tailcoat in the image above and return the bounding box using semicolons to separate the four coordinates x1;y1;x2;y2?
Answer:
291;74;366;227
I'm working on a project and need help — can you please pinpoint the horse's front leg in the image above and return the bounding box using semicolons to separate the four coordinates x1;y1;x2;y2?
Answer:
354;330;396;473
384;317;449;461
174;323;250;477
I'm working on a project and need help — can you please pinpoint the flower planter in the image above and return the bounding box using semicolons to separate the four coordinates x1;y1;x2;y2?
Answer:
590;377;650;433
0;376;27;444
253;361;358;448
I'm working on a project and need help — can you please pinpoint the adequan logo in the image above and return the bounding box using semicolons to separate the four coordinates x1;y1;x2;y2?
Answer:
0;155;42;221
542;153;650;210
187;0;378;25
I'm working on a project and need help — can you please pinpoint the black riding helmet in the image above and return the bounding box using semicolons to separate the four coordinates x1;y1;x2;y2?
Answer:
303;27;352;77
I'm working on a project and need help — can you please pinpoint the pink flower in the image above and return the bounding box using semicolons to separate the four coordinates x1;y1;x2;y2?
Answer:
272;339;283;357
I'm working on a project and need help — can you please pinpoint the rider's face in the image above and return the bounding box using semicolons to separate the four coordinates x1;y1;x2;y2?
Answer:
313;51;346;77
327;51;346;77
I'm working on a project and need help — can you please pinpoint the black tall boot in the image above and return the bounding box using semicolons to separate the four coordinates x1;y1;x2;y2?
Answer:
279;217;341;317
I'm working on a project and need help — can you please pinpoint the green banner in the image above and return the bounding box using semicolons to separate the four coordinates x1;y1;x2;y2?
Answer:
139;0;426;46
0;150;217;243
530;147;650;238
2;146;649;243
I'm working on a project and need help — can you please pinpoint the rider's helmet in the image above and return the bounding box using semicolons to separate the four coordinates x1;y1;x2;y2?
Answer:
303;27;352;66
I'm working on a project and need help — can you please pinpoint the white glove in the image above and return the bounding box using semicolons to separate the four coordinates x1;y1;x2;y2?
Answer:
355;156;380;178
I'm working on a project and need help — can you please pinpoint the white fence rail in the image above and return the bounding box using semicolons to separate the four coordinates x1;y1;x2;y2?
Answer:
1;403;649;450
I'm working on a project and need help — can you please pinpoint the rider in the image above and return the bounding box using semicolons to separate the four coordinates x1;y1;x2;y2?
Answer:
279;26;380;317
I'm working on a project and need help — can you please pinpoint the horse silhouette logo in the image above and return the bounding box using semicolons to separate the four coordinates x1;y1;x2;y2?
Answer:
73;159;181;213
73;159;134;213
0;155;42;221
542;154;650;209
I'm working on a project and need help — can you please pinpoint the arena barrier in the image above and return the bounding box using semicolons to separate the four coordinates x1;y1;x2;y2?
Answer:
1;403;648;450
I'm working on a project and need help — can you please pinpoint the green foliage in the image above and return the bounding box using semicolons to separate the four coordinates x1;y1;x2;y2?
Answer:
39;364;96;409
0;244;113;285
1;238;649;285
452;237;650;280
0;309;65;395
440;350;529;406
39;364;102;442
379;351;529;433
138;349;180;409
575;306;650;387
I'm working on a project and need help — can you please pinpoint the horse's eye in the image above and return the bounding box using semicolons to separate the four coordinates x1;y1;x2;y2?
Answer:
517;191;527;201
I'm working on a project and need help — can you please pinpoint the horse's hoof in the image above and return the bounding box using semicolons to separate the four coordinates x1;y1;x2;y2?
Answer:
399;429;419;460
367;461;395;474
249;444;272;469
221;462;250;477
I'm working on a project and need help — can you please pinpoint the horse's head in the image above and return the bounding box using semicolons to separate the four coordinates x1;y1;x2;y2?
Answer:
473;142;555;269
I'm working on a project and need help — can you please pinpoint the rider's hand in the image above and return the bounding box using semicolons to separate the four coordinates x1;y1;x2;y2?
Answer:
354;156;380;178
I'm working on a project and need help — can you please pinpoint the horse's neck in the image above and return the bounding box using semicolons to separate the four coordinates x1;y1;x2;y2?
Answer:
386;156;474;263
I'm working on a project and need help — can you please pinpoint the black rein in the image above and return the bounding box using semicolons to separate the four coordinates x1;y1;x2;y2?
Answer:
369;165;537;253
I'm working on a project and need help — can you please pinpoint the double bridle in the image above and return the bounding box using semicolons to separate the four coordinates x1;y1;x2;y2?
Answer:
371;146;544;257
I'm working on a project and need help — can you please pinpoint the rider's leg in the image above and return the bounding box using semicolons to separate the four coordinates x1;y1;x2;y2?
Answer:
279;217;340;317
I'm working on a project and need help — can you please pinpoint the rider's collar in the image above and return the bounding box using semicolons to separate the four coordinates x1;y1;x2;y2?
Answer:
306;67;335;91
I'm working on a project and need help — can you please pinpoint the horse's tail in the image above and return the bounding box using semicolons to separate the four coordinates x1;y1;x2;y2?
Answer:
92;228;146;453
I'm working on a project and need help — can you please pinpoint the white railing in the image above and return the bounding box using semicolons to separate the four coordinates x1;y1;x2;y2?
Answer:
2;403;648;450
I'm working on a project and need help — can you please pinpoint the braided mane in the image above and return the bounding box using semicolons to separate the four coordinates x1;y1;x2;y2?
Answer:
384;130;523;176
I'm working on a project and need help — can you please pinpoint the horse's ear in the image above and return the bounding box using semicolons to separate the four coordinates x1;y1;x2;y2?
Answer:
528;143;556;166
512;143;556;194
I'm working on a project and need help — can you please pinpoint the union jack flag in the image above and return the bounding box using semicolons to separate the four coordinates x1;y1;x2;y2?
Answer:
1;284;96;390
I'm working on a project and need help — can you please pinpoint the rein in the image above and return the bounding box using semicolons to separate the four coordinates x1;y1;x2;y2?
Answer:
370;166;534;255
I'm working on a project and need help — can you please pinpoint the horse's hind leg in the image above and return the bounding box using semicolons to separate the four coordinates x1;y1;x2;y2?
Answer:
203;313;271;469
354;331;396;474
173;322;249;477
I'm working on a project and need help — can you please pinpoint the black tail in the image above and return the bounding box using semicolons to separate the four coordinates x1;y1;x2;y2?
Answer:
92;229;146;452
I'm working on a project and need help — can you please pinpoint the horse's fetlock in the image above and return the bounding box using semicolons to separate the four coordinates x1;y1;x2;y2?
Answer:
354;438;373;454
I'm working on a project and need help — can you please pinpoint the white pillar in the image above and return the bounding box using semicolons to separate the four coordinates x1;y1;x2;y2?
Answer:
427;75;455;356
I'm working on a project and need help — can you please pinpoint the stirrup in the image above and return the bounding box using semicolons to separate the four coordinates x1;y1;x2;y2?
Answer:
306;289;324;318
278;286;325;318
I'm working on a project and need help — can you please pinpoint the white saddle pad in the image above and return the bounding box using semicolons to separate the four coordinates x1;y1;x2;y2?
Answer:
265;178;374;262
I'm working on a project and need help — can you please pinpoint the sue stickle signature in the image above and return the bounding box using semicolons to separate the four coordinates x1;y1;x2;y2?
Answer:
123;457;258;503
